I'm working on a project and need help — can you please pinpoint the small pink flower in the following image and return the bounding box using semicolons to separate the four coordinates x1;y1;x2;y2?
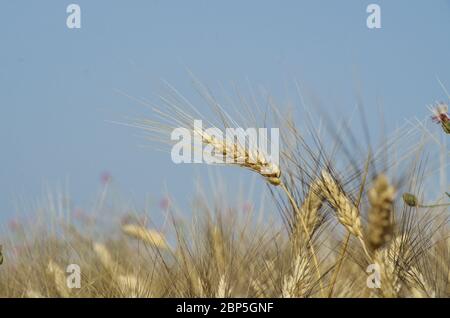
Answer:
243;202;253;213
430;102;450;124
120;213;135;226
100;171;112;185
73;208;92;224
121;213;149;226
8;219;22;232
159;197;170;210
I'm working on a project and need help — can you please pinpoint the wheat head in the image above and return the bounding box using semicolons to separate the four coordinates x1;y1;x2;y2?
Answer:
296;178;324;238
281;253;312;298
367;174;395;251
93;242;121;273
319;171;363;239
47;260;70;298
122;224;169;249
194;128;281;186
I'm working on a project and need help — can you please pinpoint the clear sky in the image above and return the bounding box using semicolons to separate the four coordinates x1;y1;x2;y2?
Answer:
0;1;449;222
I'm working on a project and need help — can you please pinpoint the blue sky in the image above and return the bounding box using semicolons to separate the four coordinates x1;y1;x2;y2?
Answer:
0;0;449;222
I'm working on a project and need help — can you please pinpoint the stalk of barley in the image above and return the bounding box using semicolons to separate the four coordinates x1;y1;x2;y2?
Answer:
367;174;395;251
47;260;70;298
122;224;169;250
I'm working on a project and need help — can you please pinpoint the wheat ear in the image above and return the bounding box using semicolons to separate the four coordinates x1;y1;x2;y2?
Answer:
47;260;70;298
122;224;169;249
216;275;230;298
296;179;324;238
195;128;281;185
367;174;395;251
281;253;313;298
280;182;324;297
93;242;121;273
407;267;435;298
319;171;363;238
116;274;150;298
373;250;401;297
319;171;371;259
372;235;410;297
93;242;150;297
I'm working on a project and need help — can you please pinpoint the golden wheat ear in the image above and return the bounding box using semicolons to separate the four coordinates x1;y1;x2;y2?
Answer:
319;171;364;239
367;174;395;252
47;260;71;298
122;224;169;250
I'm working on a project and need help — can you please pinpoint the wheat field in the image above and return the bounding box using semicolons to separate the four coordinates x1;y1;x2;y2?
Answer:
0;84;449;298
